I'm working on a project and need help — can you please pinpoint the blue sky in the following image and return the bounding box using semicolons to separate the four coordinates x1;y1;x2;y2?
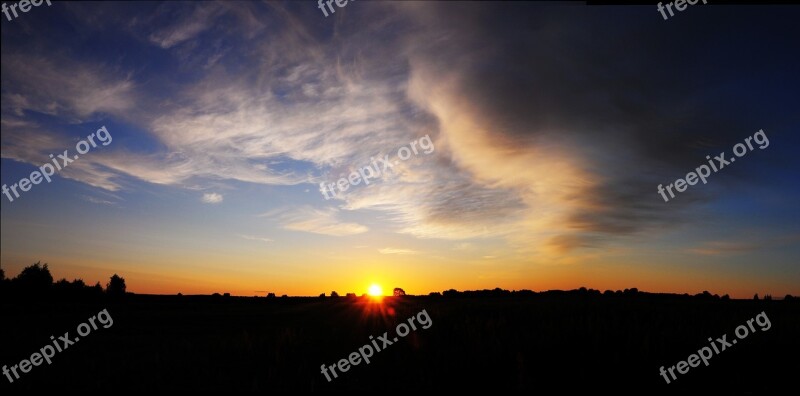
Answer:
1;1;799;297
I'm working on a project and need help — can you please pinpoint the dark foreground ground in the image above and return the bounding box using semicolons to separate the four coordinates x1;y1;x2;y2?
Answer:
1;293;798;393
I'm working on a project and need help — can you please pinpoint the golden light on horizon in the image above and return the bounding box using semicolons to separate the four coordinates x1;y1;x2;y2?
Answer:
368;284;383;297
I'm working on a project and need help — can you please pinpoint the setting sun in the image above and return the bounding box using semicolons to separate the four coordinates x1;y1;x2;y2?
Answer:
368;284;383;296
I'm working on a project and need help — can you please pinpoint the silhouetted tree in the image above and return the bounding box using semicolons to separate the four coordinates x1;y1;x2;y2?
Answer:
14;262;53;295
785;294;794;301
0;266;4;281
393;287;406;297
267;292;276;298
443;289;459;297
106;274;126;297
53;278;71;292
428;292;441;297
753;293;760;300
330;291;339;298
722;294;730;300
319;293;326;298
695;291;714;300
764;294;772;301
51;278;96;300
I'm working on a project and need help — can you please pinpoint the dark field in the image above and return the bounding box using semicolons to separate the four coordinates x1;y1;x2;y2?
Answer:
2;293;798;393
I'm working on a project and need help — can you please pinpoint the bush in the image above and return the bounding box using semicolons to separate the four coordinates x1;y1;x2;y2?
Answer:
106;274;127;297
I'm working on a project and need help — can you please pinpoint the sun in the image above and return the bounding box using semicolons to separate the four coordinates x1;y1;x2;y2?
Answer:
368;284;383;297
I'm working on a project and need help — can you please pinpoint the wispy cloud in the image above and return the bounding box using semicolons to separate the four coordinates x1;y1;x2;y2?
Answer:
147;2;225;49
201;193;223;204
238;234;274;243
378;248;419;255
81;195;118;206
1;53;136;119
262;206;368;236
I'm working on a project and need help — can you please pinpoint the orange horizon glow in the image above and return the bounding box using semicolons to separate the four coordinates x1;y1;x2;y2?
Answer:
1;254;797;300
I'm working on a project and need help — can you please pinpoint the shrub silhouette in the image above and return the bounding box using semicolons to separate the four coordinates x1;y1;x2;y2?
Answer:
443;289;459;297
106;274;127;297
394;287;406;296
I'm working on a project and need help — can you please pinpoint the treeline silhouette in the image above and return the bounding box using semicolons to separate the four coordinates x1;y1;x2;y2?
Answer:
427;287;797;301
0;262;127;301
1;262;795;302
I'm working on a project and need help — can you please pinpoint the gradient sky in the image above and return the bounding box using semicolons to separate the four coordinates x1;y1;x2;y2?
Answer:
1;1;799;298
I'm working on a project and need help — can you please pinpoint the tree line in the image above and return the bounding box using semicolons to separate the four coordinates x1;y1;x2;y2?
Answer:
0;262;126;300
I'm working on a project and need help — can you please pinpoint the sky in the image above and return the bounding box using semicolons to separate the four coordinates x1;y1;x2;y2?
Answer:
1;1;798;298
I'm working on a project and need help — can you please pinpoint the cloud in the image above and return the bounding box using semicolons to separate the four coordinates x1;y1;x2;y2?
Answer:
147;2;226;49
201;192;223;204
81;195;118;206
687;242;760;256
687;234;800;256
378;248;418;255
238;234;274;243
261;206;368;236
3;1;796;260
1;53;136;119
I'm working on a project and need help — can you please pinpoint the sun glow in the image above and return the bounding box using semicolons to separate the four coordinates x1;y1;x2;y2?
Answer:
368;284;383;296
